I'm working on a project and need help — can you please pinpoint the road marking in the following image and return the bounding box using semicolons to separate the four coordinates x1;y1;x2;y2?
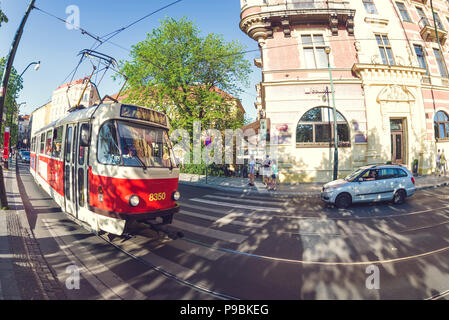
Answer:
189;198;283;212
172;220;247;244
204;194;286;206
180;210;266;228
181;203;273;221
167;239;226;261
42;219;147;300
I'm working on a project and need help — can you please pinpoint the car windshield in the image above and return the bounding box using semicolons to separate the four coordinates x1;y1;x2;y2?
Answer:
98;120;176;169
23;152;30;156
344;168;365;182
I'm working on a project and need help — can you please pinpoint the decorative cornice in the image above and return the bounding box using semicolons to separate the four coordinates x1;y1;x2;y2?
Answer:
352;63;427;86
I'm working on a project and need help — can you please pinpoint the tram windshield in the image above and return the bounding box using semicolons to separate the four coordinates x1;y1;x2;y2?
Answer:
98;120;176;168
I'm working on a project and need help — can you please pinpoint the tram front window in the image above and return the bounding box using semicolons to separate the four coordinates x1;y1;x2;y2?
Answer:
98;120;175;168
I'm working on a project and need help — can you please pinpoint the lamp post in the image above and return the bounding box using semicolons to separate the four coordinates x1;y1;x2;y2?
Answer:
19;61;40;78
325;46;339;181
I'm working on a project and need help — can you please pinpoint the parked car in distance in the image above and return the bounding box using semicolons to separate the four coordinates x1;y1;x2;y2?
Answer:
321;164;416;208
18;149;26;160
21;151;30;163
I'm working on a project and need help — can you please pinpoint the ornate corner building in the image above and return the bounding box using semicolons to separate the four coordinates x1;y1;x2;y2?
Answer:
240;0;449;182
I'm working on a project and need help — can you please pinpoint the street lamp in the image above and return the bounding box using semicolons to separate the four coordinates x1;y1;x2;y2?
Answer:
325;46;339;181
19;61;40;78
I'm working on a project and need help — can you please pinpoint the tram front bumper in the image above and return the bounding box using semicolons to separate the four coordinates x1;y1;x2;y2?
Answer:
119;204;180;222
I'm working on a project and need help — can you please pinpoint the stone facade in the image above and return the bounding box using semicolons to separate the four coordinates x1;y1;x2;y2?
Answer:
240;0;449;182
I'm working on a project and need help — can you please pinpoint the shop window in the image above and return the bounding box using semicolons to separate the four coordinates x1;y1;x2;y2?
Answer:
296;107;351;147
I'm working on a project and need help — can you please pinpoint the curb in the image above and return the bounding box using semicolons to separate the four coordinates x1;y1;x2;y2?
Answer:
179;180;449;198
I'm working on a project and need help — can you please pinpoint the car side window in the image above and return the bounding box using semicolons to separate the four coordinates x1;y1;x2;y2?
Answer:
360;169;378;181
397;169;408;178
378;168;396;180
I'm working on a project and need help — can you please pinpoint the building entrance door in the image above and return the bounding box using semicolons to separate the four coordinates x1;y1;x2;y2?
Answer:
390;119;405;164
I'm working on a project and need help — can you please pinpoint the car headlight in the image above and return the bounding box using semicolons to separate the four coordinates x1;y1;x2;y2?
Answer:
173;191;181;201
129;195;140;207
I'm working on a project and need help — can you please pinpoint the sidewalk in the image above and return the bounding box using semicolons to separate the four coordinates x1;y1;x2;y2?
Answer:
0;157;65;300
179;173;449;197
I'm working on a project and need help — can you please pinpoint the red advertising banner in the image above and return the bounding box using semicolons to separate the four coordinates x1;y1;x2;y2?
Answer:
3;127;10;161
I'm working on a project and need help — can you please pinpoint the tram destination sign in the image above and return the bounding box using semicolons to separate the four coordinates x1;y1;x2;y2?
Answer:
120;105;168;126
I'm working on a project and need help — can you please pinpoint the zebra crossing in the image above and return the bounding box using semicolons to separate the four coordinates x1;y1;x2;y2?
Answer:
132;191;287;265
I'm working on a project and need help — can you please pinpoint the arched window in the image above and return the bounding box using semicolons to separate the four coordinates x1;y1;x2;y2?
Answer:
434;110;449;140
296;107;350;147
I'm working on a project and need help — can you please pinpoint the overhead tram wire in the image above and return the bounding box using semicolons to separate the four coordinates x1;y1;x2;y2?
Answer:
91;0;184;52
33;5;438;69
33;1;184;104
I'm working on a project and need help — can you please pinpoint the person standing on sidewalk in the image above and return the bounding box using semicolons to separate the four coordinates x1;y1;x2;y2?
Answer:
248;155;256;186
436;150;442;176
268;160;278;191
441;150;447;177
263;155;272;188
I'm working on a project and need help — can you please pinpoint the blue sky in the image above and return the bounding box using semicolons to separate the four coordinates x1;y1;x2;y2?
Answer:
0;0;260;120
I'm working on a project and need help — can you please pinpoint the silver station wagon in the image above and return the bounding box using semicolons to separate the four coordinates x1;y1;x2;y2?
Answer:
321;165;416;208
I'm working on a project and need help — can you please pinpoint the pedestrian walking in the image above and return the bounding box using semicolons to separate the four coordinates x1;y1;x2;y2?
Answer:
436;149;442;176
441;150;447;176
268;160;278;191
262;155;272;188
248;155;256;186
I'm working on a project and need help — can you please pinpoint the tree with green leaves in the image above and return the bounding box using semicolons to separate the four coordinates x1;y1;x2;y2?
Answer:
117;17;251;134
0;57;23;147
0;6;8;27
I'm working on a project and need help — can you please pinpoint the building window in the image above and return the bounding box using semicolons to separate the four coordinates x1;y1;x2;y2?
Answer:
433;48;448;77
301;34;327;69
416;7;429;27
413;44;428;74
396;2;411;22
434;110;449;140
433;12;444;30
296;107;351;147
363;0;378;14
376;34;395;65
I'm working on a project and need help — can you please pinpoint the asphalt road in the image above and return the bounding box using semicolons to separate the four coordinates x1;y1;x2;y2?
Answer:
15;161;449;300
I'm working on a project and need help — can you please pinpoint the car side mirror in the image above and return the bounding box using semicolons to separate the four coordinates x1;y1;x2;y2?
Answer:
358;178;364;183
80;123;90;147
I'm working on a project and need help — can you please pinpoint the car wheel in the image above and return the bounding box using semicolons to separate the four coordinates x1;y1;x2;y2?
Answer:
393;190;406;205
335;193;352;209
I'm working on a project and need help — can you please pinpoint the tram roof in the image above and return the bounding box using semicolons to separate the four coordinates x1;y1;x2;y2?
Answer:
33;103;119;135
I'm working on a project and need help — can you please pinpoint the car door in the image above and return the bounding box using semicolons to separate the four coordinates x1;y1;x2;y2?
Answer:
376;168;397;201
353;169;381;202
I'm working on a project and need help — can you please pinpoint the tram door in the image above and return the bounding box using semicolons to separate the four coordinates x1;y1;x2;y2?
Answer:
75;123;90;217
64;125;76;216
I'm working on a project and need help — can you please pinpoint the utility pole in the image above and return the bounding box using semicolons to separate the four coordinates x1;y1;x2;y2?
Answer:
0;0;36;209
325;47;339;181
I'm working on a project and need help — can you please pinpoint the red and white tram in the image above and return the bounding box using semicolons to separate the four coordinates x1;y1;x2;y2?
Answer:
30;103;180;236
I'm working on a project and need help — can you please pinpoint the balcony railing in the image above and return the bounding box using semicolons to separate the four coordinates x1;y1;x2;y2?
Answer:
261;0;350;11
419;17;447;44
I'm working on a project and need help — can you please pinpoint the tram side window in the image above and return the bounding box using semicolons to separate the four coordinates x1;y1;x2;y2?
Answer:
40;133;45;154
52;126;63;159
45;130;53;156
98;121;122;165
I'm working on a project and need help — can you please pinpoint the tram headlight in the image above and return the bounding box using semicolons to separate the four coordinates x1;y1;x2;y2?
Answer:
129;195;140;207
172;191;181;201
